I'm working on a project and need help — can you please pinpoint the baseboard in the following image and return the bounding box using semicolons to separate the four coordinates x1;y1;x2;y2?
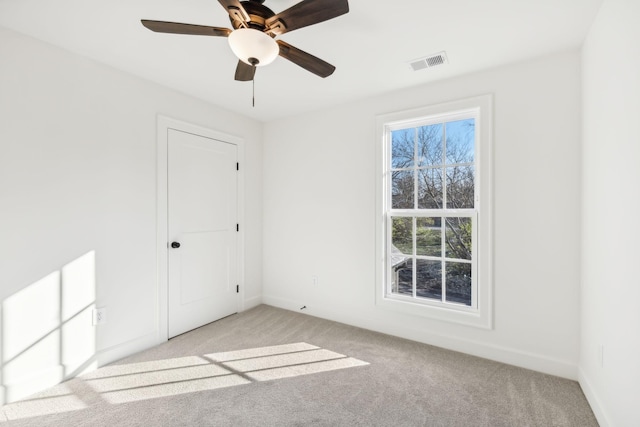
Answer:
579;368;610;427
262;295;307;312
2;366;65;405
243;295;262;311
262;295;577;380
94;331;160;368
0;331;160;406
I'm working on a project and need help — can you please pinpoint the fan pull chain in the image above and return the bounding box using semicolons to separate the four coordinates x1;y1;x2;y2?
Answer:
247;59;258;108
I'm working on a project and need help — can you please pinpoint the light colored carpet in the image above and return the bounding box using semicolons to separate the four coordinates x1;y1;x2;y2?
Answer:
0;305;598;426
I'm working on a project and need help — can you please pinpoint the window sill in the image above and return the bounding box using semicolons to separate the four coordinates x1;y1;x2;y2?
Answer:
375;292;493;329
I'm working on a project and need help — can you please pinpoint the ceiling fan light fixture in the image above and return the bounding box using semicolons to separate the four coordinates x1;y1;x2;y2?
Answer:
228;28;279;67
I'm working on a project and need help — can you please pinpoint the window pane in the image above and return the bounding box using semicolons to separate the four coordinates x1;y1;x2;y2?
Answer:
417;124;443;167
446;166;474;209
417;168;443;209
445;217;472;260
391;129;414;169
416;259;441;301
391;258;413;296
446;262;472;306
445;119;474;165
416;217;441;257
392;170;414;209
392;217;413;255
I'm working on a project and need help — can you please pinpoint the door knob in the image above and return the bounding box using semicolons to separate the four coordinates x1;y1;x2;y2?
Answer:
171;241;181;249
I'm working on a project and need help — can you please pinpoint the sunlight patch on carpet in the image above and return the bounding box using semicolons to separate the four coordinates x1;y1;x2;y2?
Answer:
0;383;86;420
207;342;319;362
99;373;250;404
83;355;210;379
87;363;248;404
246;356;369;382
1;343;369;414
206;343;369;382
84;343;368;404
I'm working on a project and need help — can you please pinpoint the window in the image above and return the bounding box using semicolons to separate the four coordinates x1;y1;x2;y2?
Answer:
375;95;492;328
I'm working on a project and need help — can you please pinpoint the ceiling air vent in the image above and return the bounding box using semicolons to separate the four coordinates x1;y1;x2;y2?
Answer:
409;51;448;71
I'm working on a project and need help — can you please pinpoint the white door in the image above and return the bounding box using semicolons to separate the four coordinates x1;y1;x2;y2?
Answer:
167;128;238;338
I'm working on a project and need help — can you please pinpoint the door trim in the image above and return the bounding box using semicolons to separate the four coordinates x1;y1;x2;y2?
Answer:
156;115;245;342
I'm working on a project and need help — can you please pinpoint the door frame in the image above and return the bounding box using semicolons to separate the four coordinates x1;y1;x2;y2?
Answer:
156;115;245;342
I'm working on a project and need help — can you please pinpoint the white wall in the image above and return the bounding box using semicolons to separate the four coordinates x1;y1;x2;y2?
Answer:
263;51;582;379
580;0;640;425
0;26;263;403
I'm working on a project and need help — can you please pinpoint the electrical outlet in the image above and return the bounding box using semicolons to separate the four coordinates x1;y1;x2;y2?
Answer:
312;276;319;285
93;307;107;326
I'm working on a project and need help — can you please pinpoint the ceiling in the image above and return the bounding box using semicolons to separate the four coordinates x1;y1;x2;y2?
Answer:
0;0;603;122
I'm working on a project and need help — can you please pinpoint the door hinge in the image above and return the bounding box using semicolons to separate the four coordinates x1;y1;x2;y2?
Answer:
236;285;239;293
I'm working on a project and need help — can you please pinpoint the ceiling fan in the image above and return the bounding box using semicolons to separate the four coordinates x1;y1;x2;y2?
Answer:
141;0;349;82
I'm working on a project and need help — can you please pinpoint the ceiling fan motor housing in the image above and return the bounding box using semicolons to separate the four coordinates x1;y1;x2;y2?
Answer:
231;1;276;32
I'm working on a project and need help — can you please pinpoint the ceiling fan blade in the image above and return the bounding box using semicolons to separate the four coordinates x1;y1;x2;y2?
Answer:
277;40;335;78
217;0;250;25
266;0;349;35
141;20;231;37
235;60;256;81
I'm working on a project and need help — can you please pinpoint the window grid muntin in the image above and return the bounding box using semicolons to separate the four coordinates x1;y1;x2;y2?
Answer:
390;120;476;212
387;211;476;307
386;112;478;309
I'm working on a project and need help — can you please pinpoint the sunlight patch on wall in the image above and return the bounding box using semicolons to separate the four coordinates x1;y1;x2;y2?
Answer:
1;251;97;404
60;251;96;376
2;272;62;384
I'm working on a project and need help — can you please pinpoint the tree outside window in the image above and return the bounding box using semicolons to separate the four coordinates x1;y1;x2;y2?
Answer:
388;118;476;306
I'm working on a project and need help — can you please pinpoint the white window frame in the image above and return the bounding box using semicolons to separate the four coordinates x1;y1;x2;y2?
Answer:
375;95;493;329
